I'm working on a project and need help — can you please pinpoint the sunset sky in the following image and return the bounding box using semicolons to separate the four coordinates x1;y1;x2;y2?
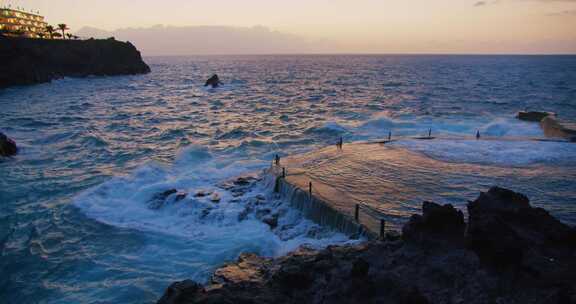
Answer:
7;0;576;54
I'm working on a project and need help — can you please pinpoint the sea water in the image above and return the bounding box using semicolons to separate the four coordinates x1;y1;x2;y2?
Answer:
1;55;575;303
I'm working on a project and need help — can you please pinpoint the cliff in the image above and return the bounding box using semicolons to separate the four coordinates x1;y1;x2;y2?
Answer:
0;36;150;88
159;187;576;304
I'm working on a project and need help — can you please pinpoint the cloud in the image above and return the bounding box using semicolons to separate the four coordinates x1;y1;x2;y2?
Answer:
76;25;334;55
474;1;487;6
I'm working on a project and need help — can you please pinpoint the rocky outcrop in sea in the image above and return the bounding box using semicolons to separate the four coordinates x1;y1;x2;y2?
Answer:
0;132;18;157
158;187;576;304
0;36;150;88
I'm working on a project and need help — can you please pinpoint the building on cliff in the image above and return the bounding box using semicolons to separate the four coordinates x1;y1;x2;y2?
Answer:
0;7;47;38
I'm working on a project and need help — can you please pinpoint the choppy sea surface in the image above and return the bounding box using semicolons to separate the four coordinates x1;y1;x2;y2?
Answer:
1;55;576;303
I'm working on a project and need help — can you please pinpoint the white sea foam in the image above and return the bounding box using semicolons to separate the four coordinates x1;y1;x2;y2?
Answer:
356;115;544;139
74;145;357;260
394;139;576;166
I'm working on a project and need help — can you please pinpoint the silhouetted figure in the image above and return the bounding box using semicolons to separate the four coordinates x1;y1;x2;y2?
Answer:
337;137;343;149
476;130;481;140
204;74;223;88
0;132;18;157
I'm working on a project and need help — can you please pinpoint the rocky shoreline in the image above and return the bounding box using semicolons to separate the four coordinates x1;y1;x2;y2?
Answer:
0;36;150;88
158;187;576;304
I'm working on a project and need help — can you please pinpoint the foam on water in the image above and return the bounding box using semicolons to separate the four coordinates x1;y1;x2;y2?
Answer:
73;145;357;259
356;115;545;139
394;139;576;167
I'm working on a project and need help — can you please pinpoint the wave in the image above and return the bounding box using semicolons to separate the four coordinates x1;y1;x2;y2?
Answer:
73;145;356;261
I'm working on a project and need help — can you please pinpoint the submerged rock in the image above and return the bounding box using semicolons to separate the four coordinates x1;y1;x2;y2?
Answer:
0;132;18;157
516;111;554;122
148;189;187;209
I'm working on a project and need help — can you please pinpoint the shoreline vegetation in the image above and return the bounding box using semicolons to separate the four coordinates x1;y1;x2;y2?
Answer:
0;35;150;88
158;186;576;304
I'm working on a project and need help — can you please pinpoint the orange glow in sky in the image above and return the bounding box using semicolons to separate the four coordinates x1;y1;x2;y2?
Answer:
9;0;576;54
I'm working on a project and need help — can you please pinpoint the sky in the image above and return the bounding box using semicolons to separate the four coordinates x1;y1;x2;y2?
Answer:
4;0;576;54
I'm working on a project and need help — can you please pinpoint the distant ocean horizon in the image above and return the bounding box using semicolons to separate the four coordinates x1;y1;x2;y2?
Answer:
1;54;575;303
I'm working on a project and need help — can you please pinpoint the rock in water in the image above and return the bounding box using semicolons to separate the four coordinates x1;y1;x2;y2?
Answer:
516;111;554;122
210;193;221;203
0;132;18;157
204;74;222;88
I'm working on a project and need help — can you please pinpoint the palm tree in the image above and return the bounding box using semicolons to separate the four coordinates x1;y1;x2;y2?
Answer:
37;32;46;39
66;33;73;40
57;24;69;39
52;32;62;39
45;25;55;39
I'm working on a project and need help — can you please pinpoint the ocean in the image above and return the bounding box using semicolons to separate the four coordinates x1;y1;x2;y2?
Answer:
1;55;575;303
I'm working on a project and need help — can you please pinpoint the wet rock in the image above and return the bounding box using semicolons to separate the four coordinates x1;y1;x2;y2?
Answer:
148;189;178;210
211;253;270;285
157;280;203;304
516;111;554;122
262;214;278;230
174;192;187;202
0;132;18;157
204;74;222;88
194;190;211;197
233;176;256;186
210;193;221;203
402;201;465;245
467;187;576;272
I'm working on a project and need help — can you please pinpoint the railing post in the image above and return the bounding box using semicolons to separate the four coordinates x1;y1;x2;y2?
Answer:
282;167;286;178
388;131;392;141
309;181;312;197
379;219;386;240
355;204;360;222
428;128;432;137
476;130;480;140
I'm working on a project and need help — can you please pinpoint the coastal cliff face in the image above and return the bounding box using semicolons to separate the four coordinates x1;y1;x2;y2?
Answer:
159;187;576;304
0;36;150;88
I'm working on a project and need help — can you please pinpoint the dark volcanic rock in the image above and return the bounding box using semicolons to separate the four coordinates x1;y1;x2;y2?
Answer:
0;132;18;157
0;36;150;88
157;280;203;304
467;186;576;271
148;189;182;209
402;201;465;245
158;187;576;304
